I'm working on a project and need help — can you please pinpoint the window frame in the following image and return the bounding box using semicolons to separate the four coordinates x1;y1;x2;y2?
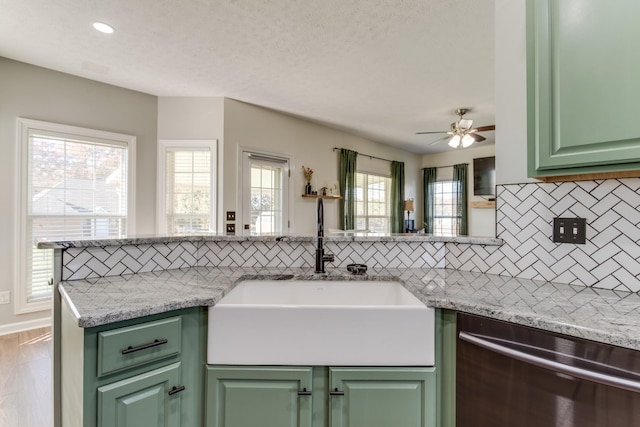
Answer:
15;118;136;314
156;140;218;234
433;179;461;236
354;171;392;233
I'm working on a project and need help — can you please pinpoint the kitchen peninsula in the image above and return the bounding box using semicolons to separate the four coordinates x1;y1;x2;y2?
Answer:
43;234;640;427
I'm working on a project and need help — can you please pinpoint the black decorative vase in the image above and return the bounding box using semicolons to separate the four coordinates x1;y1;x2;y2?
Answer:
305;182;312;195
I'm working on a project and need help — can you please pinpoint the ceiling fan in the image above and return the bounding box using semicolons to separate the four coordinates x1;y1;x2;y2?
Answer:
416;108;496;149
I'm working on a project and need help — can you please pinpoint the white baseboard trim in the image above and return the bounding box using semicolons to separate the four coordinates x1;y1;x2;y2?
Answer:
0;316;52;336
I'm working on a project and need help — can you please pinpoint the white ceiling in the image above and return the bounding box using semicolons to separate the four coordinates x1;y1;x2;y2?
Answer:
0;0;495;154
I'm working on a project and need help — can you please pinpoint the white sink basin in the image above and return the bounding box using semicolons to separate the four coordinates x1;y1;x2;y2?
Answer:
207;279;435;366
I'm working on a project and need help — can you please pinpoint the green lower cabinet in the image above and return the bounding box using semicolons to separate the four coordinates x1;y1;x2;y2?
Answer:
206;366;313;427
329;367;436;427
206;366;436;427
97;362;183;427
60;305;206;427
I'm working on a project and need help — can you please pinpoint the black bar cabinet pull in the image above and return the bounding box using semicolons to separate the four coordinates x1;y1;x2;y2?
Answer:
329;388;345;396
121;338;168;355
297;387;312;396
168;385;186;396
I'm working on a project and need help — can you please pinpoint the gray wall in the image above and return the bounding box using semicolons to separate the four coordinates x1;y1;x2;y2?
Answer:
222;98;422;235
494;0;533;185
0;57;157;330
157;97;225;233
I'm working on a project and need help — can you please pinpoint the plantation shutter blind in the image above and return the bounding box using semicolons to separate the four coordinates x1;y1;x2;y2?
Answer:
28;130;129;301
165;148;211;233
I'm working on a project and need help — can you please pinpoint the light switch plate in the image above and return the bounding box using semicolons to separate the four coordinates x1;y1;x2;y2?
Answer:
553;217;586;244
226;211;236;221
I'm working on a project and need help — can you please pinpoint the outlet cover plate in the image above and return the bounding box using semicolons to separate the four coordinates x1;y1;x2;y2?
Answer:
0;291;10;305
226;224;235;235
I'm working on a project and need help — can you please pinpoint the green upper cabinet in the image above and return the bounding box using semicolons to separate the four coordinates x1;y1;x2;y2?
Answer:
527;0;640;178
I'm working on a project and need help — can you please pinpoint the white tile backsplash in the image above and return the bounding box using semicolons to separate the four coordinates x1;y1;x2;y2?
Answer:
60;178;640;293
62;240;445;280
447;179;640;292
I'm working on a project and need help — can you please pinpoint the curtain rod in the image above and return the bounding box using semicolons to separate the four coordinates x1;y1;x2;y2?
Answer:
332;147;394;163
423;163;469;169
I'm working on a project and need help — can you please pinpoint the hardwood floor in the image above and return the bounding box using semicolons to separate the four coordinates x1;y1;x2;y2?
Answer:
0;327;52;427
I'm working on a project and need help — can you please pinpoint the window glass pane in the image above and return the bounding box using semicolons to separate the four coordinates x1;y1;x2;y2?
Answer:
166;150;211;233
367;217;387;233
433;179;459;235
354;172;391;233
250;163;284;234
27;131;130;302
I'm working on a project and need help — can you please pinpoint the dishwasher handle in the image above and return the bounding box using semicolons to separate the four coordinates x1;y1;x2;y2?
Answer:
459;331;640;394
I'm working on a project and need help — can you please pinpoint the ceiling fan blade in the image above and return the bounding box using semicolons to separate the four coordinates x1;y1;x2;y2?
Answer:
469;133;486;143
474;125;496;132
428;135;451;146
416;130;448;135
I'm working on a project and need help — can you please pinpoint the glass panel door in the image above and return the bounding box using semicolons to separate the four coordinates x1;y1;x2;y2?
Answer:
241;153;289;234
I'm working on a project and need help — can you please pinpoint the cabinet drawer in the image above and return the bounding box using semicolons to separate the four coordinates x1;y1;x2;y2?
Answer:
97;316;182;377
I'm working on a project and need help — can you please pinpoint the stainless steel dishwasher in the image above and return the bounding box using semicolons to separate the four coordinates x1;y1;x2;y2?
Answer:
457;313;640;427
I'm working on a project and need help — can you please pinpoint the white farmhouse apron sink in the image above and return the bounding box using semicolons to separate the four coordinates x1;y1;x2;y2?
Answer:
207;279;435;366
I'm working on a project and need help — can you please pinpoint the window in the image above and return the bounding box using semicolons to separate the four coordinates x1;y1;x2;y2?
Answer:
157;140;217;234
355;172;391;233
433;180;460;235
17;119;135;313
241;151;290;234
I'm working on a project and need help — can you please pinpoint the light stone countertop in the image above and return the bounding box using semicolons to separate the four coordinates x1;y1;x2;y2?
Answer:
59;266;640;351
38;233;502;249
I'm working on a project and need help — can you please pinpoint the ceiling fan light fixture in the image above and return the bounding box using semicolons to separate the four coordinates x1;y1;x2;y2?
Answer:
448;135;461;148
462;134;475;148
458;119;473;131
416;108;495;150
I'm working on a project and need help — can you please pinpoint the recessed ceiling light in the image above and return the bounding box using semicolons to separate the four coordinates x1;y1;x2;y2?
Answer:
93;22;115;34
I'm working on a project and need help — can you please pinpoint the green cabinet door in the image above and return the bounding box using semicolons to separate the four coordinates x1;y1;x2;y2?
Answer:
329;367;437;427
527;0;640;178
97;362;183;427
206;366;313;427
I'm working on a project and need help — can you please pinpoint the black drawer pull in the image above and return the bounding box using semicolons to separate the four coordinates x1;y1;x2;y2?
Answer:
297;387;312;396
168;385;185;396
329;388;345;396
121;338;168;355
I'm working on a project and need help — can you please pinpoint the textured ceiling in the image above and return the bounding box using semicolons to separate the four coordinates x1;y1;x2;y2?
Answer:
0;0;495;154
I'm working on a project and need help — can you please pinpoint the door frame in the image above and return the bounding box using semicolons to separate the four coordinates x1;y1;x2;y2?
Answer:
237;146;294;235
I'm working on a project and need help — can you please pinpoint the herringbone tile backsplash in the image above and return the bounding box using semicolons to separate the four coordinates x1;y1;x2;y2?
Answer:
62;240;445;280
62;178;640;293
447;179;640;293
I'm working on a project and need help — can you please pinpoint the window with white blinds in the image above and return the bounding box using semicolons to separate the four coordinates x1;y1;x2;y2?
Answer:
17;119;135;313
158;140;217;234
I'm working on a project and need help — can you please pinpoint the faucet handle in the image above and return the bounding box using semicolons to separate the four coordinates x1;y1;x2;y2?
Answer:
323;253;334;263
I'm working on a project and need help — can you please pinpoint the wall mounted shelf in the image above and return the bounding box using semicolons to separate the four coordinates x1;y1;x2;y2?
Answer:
469;200;495;209
301;194;342;200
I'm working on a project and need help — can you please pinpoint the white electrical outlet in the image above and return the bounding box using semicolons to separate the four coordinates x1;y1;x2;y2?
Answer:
0;291;10;305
